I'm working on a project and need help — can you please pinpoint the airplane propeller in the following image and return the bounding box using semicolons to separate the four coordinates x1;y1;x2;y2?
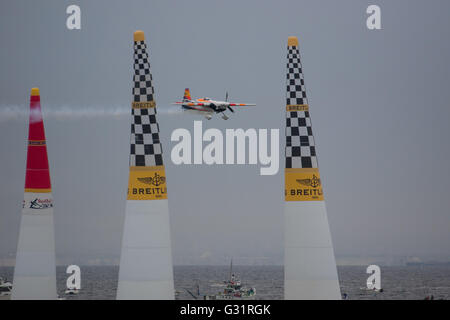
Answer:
225;91;235;113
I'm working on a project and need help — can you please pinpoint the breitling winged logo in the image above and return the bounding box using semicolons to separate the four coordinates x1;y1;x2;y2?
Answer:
296;174;321;188
138;173;166;187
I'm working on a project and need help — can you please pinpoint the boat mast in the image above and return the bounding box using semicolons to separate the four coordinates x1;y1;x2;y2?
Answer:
229;258;233;282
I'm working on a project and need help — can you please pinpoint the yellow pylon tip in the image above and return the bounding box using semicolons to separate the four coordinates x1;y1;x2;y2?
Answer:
134;30;145;42
288;36;299;47
31;88;40;96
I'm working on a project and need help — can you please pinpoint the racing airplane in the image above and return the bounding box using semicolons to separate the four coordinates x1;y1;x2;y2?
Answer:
172;88;256;120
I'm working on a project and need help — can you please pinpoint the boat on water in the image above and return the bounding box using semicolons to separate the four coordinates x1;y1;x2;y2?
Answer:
0;277;12;299
203;260;256;300
360;286;384;293
64;288;80;295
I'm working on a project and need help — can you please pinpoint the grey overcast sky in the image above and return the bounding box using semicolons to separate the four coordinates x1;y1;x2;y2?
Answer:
1;0;450;265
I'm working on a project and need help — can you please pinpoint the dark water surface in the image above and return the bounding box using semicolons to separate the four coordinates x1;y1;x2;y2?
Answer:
1;265;449;300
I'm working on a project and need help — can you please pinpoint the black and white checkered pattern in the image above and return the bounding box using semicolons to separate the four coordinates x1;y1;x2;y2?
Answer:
285;45;317;169
130;107;163;167
129;39;163;167
133;41;154;102
286;46;307;106
285;111;317;169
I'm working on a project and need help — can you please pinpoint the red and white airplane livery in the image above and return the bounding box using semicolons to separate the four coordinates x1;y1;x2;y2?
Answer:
173;88;256;120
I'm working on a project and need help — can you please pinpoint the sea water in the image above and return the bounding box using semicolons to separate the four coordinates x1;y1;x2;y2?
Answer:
0;265;449;300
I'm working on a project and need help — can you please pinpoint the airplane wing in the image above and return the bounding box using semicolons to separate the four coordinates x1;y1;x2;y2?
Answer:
172;102;212;112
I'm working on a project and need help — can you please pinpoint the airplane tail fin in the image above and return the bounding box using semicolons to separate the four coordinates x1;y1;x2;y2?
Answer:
183;88;191;101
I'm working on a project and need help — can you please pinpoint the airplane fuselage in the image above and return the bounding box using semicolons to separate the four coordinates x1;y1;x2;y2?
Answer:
181;99;230;113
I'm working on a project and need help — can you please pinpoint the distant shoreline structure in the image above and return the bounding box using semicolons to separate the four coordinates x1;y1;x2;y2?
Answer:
2;261;450;267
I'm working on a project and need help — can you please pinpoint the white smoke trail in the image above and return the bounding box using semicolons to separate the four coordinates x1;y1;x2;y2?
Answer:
0;105;183;123
0;105;27;122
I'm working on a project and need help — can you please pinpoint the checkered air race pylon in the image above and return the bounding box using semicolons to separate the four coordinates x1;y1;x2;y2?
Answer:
117;31;174;300
12;88;57;300
284;37;341;300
